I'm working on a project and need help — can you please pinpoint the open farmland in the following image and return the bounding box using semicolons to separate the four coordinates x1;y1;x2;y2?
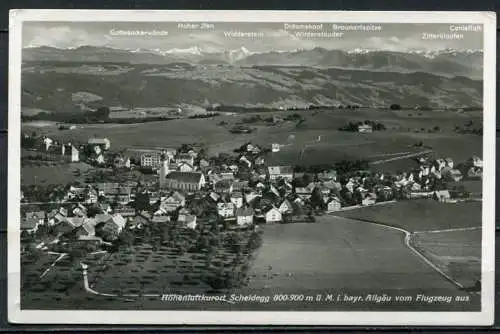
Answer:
334;200;482;232
412;229;481;289
21;162;95;186
22;108;482;169
238;216;478;311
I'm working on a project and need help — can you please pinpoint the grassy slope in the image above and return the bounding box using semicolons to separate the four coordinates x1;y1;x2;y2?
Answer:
334;200;482;232
412;229;481;288
245;217;455;292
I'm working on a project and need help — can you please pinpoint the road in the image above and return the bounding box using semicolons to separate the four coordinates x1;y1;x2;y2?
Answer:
370;150;433;165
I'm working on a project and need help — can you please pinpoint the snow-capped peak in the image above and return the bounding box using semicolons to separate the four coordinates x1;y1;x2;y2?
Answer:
163;46;203;55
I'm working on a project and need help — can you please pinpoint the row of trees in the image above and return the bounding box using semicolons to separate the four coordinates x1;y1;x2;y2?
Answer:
338;120;386;132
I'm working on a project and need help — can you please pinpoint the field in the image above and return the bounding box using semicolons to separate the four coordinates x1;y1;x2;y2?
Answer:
334;200;482;232
412;229;481;288
23;108;482;170
245;217;454;292
21;217;480;311
21;162;95;186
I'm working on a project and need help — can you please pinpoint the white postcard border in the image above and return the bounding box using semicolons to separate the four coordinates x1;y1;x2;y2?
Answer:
7;9;496;326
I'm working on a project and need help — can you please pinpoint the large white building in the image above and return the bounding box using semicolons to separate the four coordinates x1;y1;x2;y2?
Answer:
141;152;162;169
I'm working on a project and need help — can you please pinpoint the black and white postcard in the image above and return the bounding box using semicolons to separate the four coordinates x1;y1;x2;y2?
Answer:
7;10;496;326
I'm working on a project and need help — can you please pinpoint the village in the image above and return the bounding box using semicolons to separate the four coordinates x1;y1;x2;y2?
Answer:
20;130;483;259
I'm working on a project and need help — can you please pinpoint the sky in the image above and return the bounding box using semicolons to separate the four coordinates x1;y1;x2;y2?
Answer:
22;22;484;52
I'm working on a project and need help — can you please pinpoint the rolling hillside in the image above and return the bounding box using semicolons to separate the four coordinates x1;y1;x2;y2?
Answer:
21;61;482;114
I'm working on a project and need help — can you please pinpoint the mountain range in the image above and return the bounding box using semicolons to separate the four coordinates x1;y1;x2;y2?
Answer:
23;45;483;79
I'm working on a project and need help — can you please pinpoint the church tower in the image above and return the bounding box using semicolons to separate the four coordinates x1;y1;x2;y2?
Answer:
159;154;170;188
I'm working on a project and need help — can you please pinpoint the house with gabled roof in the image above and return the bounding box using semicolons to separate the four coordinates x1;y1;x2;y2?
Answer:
230;191;244;208
236;206;254;226
268;166;294;182
183;215;197;230
159;191;186;212
265;207;283;223
362;193;377;206
327;197;342;212
434;190;451;203
217;202;235;219
278;199;293;214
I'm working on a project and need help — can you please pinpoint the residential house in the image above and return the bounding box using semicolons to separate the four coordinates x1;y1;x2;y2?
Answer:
55;217;84;235
159;192;186;213
435;159;447;171
255;156;265;165
99;184;132;205
178;208;190;222
148;192;161;205
445;158;454;169
208;191;221;203
214;179;234;194
99;203;112;214
217;202;235;219
220;172;235;180
72;203;88;217
22;211;46;233
239;155;252;168
362;193;377;206
73;218;97;238
278;199;293;214
95;153;106;165
199;159;210;169
245;192;260;205
95;214;126;241
295;187;313;200
176;153;194;166
271;143;280;152
113;206;136;218
411;182;422;192
59;207;68;217
67;186;86;201
268;166;294;182
265;207;283;223
434;190;451;203
85;186;98;204
236;207;254;226
449;169;463;182
61;144;80;162
43;137;53;151
230;192;244;209
471;156;483;168
327;197;342;212
318;170;337;181
163;172;206;192
152;215;171;224
467;166;483;179
358;124;373;133
183;215;197;230
233;181;249;192
114;156;131;169
88;138;111;150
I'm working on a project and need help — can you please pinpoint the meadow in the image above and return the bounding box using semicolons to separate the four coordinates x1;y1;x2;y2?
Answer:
412;229;481;289
334;199;482;232
22;108;482;171
21;162;95;186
